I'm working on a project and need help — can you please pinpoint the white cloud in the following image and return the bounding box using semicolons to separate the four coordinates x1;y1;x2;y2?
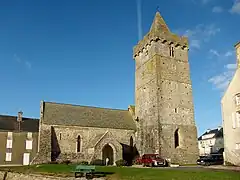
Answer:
25;61;32;69
225;63;237;70
224;51;234;57
202;0;212;4
208;64;236;91
212;6;223;13
209;49;234;59
230;0;240;14
190;40;201;49
14;54;21;63
174;24;220;50
14;54;32;69
209;49;220;57
208;48;236;92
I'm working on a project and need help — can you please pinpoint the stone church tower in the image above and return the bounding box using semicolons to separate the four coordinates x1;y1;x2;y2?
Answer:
133;11;198;164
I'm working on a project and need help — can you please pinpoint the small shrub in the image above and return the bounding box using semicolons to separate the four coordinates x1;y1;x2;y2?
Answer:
79;161;89;165
132;157;142;165
90;159;104;166
115;159;127;167
225;161;236;166
48;161;58;164
60;160;71;165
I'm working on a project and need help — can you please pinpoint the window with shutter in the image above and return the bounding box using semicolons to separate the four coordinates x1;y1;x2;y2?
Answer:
26;140;33;150
237;112;240;128
236;94;240;106
5;153;12;161
7;132;13;139
6;139;12;149
27;132;32;139
236;143;240;150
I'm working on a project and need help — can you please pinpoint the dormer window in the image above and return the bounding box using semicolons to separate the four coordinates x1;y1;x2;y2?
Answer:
235;94;240;106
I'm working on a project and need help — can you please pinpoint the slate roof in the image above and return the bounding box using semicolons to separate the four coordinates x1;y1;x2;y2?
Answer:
0;115;39;132
198;127;223;140
42;101;136;130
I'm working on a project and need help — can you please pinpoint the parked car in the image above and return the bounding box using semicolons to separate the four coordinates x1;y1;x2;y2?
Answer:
138;154;167;167
197;154;223;166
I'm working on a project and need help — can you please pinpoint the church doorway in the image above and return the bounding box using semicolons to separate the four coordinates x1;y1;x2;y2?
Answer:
102;144;114;165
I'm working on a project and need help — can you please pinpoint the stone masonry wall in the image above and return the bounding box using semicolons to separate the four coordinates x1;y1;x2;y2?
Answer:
0;171;104;180
134;30;198;164
34;124;136;164
160;124;199;164
32;124;51;164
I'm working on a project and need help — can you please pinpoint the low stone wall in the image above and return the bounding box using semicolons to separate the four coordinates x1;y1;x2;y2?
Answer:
0;171;105;180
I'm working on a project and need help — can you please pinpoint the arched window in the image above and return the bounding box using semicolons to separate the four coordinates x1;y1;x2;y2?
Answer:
130;136;133;147
77;135;81;152
174;129;179;148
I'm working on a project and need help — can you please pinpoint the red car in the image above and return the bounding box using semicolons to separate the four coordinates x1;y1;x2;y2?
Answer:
137;154;167;167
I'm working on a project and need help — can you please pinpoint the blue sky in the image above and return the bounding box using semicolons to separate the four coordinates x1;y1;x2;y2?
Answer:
0;0;239;135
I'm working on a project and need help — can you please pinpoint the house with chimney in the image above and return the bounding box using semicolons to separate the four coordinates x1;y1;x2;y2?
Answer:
198;127;224;156
0;111;39;165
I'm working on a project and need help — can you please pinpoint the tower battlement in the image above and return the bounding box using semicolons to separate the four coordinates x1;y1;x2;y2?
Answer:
133;12;188;58
133;33;189;58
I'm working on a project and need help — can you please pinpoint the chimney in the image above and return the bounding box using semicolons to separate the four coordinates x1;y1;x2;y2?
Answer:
235;41;240;69
206;129;211;133
17;111;23;122
217;126;222;131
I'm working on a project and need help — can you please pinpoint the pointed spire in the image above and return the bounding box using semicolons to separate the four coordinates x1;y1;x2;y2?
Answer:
150;11;170;33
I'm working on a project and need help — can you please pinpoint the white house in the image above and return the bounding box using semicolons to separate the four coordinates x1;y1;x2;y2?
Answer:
221;41;240;166
198;127;224;156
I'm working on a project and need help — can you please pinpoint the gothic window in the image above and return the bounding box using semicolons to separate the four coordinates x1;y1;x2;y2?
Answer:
77;135;81;153
130;136;133;147
174;129;179;148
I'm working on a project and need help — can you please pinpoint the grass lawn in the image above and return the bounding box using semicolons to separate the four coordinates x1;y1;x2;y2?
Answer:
0;164;240;180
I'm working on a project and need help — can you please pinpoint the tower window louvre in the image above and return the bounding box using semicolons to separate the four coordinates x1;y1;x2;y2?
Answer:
169;46;175;57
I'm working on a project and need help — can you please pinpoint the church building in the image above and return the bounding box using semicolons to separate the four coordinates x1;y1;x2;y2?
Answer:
32;11;199;165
